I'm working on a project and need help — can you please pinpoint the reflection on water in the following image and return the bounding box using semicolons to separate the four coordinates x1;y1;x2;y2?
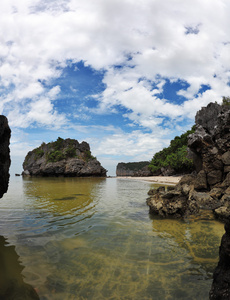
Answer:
0;177;225;299
0;235;39;299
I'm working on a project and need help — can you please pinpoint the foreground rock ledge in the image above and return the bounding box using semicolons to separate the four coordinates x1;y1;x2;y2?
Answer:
22;138;107;177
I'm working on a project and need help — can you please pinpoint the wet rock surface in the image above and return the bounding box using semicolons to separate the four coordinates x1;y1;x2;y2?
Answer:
22;138;107;177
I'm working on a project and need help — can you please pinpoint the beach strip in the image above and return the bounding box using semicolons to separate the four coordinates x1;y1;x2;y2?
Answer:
116;176;182;185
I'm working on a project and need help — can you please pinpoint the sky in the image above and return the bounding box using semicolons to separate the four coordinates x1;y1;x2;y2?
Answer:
1;0;230;176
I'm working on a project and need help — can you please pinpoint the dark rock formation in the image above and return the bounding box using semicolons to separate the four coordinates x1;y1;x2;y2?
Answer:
0;117;39;299
116;161;152;177
210;220;230;299
0;116;11;197
147;102;230;219
22;138;107;177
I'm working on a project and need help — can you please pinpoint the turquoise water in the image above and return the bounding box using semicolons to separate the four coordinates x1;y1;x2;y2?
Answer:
0;177;224;299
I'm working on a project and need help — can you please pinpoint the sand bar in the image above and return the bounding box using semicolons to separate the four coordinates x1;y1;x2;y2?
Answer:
116;176;182;185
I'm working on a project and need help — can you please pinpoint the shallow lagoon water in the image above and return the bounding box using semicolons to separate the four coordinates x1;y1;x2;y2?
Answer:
0;177;224;299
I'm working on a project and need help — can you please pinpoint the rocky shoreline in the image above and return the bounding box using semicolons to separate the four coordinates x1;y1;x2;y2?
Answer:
147;103;230;222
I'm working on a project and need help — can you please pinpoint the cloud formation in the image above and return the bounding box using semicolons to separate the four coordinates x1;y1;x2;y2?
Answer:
2;0;230;173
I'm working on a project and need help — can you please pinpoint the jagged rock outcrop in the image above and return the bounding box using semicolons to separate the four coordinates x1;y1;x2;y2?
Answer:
22;137;107;177
147;102;230;219
116;161;152;177
0;116;11;197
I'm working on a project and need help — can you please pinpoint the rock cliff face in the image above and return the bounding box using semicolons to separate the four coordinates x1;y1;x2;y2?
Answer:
0;116;11;197
22;137;107;177
116;162;152;177
147;102;230;219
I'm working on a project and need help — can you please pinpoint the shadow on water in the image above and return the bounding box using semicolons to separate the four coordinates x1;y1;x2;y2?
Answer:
0;235;39;299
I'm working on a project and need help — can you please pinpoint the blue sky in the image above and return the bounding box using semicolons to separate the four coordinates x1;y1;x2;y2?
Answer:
1;0;230;176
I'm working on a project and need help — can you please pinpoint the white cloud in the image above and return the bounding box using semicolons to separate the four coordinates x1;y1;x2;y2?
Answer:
92;130;169;158
2;0;230;172
1;0;230;118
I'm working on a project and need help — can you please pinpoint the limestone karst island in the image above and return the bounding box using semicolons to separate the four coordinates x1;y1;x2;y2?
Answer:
22;137;107;177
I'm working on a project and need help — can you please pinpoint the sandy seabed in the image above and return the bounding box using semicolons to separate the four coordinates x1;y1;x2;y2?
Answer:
116;176;182;185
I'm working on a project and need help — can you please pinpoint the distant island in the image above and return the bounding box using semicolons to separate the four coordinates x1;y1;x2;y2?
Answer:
116;127;196;177
22;137;107;177
116;161;152;177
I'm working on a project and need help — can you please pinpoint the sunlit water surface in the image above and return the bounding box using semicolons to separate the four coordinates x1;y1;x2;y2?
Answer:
0;177;224;299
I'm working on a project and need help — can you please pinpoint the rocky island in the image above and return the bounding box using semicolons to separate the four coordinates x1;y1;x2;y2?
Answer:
22;137;107;177
116;161;152;177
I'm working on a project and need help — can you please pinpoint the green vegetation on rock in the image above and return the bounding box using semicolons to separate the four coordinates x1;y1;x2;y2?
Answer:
85;150;96;161
28;137;80;163
64;145;76;158
149;126;195;174
53;137;64;150
222;96;230;106
34;148;44;159
47;150;65;162
119;161;150;171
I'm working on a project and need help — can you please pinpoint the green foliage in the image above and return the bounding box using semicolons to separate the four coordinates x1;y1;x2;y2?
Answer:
53;137;64;150
119;161;150;171
47;150;65;162
222;96;230;106
64;145;76;158
33;147;44;160
149;126;195;173
85;150;96;161
45;137;80;162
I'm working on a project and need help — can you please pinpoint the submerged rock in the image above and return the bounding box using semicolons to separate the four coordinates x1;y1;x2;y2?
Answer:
22;137;107;177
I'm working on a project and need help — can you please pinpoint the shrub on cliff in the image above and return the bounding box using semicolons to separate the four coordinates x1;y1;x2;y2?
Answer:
47;150;65;162
149;126;195;174
222;96;230;106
